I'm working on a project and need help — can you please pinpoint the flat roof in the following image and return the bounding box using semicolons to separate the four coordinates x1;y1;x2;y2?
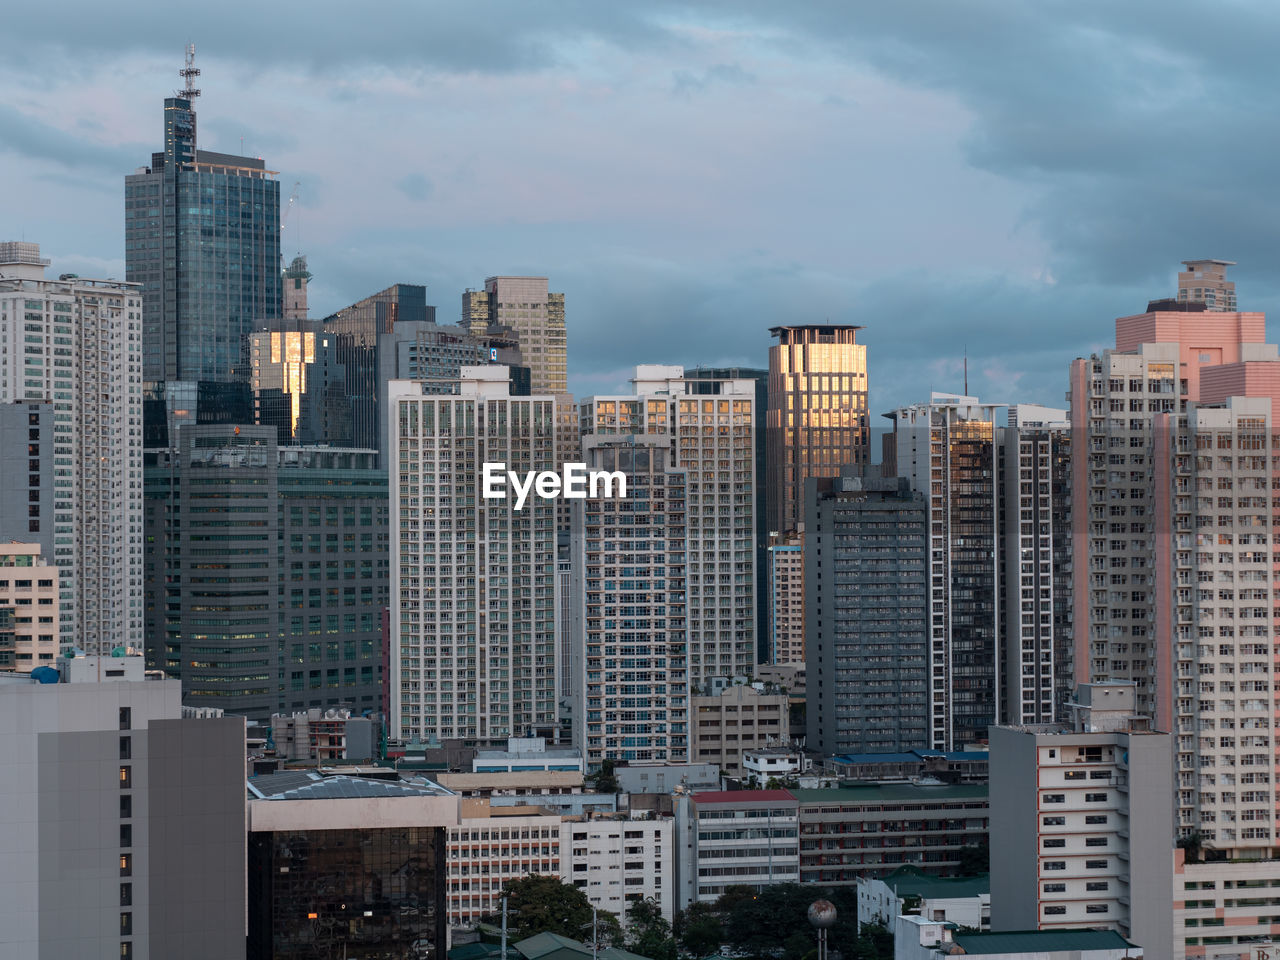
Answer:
790;783;988;804
693;789;795;804
951;929;1133;954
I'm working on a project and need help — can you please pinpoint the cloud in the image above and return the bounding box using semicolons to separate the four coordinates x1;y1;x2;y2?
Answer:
672;61;757;97
395;173;433;202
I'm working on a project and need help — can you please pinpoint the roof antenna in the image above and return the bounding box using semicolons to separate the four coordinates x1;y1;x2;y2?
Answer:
963;345;969;396
179;43;201;100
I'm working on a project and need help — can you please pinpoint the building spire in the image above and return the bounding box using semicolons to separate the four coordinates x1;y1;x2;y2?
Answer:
178;43;201;100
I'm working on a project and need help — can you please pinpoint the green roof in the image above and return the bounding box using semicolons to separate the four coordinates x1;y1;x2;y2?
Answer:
951;929;1134;954
449;944;506;960
789;783;988;804
883;865;989;899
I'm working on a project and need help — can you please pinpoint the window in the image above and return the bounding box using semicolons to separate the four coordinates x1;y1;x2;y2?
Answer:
1084;792;1108;803
1043;861;1066;871
120;795;131;819
119;766;131;789
1086;881;1109;892
1086;904;1109;914
1043;882;1066;893
119;824;132;848
120;944;133;959
1085;837;1107;847
1042;794;1065;803
1043;838;1066;848
1042;816;1065;826
120;883;132;906
1085;815;1108;825
120;854;132;877
1044;905;1066;915
120;912;132;935
119;707;131;730
1086;859;1108;869
119;737;131;760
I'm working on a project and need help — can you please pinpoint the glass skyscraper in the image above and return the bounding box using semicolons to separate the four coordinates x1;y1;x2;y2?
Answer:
125;77;281;438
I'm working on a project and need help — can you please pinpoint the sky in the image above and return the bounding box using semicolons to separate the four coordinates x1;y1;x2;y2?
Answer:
4;0;1280;414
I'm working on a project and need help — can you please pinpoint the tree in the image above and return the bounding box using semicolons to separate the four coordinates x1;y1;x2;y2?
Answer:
674;901;722;958
590;759;619;794
500;875;622;945
955;842;989;876
626;898;676;960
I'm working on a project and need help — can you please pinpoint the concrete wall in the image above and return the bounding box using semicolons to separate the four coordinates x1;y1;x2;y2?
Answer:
1125;733;1172;959
988;726;1041;930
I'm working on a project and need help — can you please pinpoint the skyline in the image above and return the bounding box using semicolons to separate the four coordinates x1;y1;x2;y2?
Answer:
5;1;1279;413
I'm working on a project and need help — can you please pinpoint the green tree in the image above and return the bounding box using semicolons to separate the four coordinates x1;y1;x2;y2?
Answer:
500;875;622;945
590;759;619;793
674;901;722;958
626;898;676;960
955;842;989;877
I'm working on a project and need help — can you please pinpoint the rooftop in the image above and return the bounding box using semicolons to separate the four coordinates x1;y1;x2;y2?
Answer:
692;789;796;804
247;771;454;801
950;929;1134;955
881;865;989;899
790;783;988;804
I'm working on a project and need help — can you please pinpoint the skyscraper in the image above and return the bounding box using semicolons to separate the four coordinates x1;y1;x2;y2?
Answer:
570;434;689;766
125;49;281;437
766;325;869;539
463;277;566;394
579;366;756;685
0;242;143;654
390;368;561;744
888;394;1003;749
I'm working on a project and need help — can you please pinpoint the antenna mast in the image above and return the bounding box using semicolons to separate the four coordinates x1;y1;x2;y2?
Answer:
179;43;202;100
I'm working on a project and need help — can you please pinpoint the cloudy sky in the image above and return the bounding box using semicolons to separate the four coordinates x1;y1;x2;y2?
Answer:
4;1;1278;413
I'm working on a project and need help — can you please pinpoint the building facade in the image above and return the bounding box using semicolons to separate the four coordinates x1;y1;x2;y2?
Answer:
570;433;689;767
0;543;58;670
689;684;789;780
446;800;562;928
767;534;804;665
463;277;566;395
144;428;387;718
0;658;246;960
580;366;756;683
688;790;799;903
561;817;675;922
805;475;929;755
390;369;561;745
765;324;870;539
0;242;143;654
988;682;1173;959
888;394;1004;750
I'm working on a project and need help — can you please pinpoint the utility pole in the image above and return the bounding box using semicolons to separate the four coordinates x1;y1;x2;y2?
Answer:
501;895;509;960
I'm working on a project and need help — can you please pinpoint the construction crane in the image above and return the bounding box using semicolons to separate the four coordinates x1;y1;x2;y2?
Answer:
281;181;302;253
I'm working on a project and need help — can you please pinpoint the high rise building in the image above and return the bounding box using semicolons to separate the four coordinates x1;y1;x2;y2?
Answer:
125;52;281;436
888;394;1003;749
1067;264;1266;723
0;242;143;654
247;325;352;445
765;325;869;539
1001;405;1074;726
322;283;434;454
144;427;387;719
390;368;561;745
766;533;804;665
1177;258;1237;312
282;254;312;321
989;682;1173;958
463;277;566;394
569;434;689;766
0;543;59;671
804;475;929;755
579;366;756;685
0;655;247;960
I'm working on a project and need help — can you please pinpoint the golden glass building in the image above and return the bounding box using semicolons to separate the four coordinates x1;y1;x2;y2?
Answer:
765;325;870;537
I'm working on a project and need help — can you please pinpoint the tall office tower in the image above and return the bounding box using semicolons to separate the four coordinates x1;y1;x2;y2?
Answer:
125;52;281;436
888;394;1003;749
248;325;353;445
1067;265;1266;723
989;682;1173;958
767;533;804;665
687;367;770;660
804;475;929;754
283;254;311;321
0;243;143;654
580;365;756;684
1178;258;1237;312
0;655;247;960
322;283;435;454
144;427;387;719
390;368;560;745
765;324;869;539
1001;405;1073;725
570;434;689;767
463;277;566;394
0;544;59;671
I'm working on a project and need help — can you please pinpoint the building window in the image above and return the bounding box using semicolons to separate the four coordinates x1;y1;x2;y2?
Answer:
120;944;132;959
1042;883;1065;893
1042;838;1066;848
120;795;132;819
120;913;132;935
1085;859;1108;869
120;854;132;877
1044;906;1066;915
120;883;132;906
1084;792;1108;803
119;766;131;788
120;824;132;848
119;737;131;760
1042;794;1065;803
119;707;131;730
1086;904;1109;914
1085;881;1109;892
1085;837;1107;847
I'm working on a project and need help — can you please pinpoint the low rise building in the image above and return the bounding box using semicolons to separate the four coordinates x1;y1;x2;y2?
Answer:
447;799;562;928
893;917;1137;960
857;866;989;931
989;682;1171;959
742;746;804;782
561;816;675;922
1174;851;1280;960
269;707;379;762
691;684;789;779
614;762;720;795
793;783;990;883
247;772;457;960
686;789;799;904
473;736;584;774
434;770;584;798
823;749;989;784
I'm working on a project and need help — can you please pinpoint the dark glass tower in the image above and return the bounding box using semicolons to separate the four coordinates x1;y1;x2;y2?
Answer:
125;57;281;440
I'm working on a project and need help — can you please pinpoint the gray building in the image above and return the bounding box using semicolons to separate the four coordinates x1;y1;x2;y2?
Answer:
125;51;281;436
805;475;929;755
0;655;246;960
144;426;387;720
0;401;54;557
989;682;1172;958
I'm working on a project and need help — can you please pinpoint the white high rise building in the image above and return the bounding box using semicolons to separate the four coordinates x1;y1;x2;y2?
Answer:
390;367;561;744
0;242;143;654
579;365;757;687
